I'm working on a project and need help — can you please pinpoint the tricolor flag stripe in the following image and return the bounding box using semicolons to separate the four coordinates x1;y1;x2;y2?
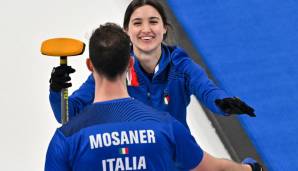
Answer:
127;58;139;86
119;147;129;155
164;96;170;105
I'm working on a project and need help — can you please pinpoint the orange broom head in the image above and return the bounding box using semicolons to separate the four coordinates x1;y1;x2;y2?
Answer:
41;38;85;57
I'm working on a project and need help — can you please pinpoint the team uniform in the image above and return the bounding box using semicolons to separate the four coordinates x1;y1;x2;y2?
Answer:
50;45;229;128
45;98;203;171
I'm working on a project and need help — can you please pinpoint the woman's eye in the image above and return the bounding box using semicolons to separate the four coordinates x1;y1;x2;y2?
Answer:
150;21;158;24
133;22;141;26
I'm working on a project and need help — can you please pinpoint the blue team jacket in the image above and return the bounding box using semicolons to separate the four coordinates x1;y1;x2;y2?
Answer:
50;45;229;127
45;98;203;171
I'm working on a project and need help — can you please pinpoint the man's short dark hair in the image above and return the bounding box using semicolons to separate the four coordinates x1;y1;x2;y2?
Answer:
89;23;130;80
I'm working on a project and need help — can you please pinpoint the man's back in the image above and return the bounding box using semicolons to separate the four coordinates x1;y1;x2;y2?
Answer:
45;98;203;171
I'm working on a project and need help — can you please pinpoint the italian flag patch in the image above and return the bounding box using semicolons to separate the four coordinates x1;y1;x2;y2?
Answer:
119;147;129;155
164;95;170;105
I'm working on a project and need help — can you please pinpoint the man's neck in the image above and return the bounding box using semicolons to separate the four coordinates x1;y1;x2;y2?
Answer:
93;76;129;103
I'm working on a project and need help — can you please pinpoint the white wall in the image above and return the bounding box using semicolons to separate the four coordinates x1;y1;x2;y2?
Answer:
0;0;228;170
0;1;131;170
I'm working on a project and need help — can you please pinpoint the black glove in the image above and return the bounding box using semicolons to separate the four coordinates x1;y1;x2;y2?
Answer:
49;65;75;91
215;97;256;117
242;157;264;171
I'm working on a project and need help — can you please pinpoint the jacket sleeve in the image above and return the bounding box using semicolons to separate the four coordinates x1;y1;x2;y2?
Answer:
49;74;95;123
173;48;229;115
45;130;71;171
172;119;204;170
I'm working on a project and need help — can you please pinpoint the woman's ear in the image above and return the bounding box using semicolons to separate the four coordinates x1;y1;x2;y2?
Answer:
123;28;128;34
124;28;131;38
86;58;93;72
163;24;167;35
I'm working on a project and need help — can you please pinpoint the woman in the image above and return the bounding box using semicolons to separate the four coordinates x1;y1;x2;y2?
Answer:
49;0;255;128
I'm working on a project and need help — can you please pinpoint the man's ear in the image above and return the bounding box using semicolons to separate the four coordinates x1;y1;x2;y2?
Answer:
86;58;93;72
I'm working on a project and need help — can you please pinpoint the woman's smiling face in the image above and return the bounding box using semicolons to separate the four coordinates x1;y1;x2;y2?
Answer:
126;5;167;55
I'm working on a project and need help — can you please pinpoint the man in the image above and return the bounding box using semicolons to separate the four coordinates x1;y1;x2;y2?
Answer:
45;23;263;171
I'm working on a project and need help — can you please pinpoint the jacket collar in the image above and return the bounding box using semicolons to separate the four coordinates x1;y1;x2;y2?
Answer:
130;45;172;83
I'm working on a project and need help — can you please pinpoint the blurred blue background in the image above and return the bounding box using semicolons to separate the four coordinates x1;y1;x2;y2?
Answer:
168;0;298;170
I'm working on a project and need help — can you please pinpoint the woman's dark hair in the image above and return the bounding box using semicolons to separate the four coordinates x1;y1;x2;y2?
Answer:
89;23;130;80
123;0;171;40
